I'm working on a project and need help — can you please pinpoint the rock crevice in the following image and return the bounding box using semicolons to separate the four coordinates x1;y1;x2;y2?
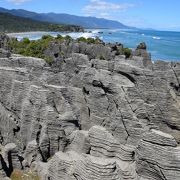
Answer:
0;37;180;179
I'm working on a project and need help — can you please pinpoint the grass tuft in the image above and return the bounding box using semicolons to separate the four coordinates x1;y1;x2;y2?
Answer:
10;169;40;180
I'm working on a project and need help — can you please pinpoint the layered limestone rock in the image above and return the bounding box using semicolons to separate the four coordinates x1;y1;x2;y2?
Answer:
136;130;180;180
44;151;134;180
36;126;137;180
89;126;135;161
133;42;152;67
0;143;22;177
0;37;180;179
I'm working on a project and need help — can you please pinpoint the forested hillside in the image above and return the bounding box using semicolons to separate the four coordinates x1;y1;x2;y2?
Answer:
0;12;84;33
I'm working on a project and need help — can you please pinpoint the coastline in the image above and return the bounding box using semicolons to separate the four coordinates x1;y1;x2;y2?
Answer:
1;33;180;180
5;29;180;62
0;31;180;180
7;31;58;38
7;31;55;35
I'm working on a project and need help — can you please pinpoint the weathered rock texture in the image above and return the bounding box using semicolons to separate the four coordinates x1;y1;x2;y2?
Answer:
136;130;180;180
0;35;180;180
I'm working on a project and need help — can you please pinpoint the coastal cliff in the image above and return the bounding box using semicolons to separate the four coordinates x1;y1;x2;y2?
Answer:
0;34;180;180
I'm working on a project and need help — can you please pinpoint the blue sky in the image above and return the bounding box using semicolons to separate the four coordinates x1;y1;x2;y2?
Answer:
0;0;180;31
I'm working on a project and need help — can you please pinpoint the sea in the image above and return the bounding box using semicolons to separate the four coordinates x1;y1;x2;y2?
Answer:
8;29;180;62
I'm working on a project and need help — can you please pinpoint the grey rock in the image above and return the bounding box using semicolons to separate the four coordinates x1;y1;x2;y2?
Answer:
89;126;135;161
136;130;180;180
0;49;11;58
0;34;11;50
46;151;136;180
137;42;147;50
133;42;152;67
66;130;90;154
44;41;114;64
0;36;180;179
24;140;38;166
142;129;178;147
0;143;22;178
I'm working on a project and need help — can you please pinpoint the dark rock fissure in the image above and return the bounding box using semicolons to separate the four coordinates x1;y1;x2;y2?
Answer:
0;35;180;180
38;147;48;163
170;82;180;92
13;126;20;136
92;80;114;94
54;53;59;58
82;87;89;95
0;131;3;144
67;120;80;129
113;99;130;141
121;86;135;113
88;107;91;117
138;158;168;180
143;139;176;147
117;71;136;84
163;120;180;131
171;64;180;85
36;124;42;144
0;154;11;177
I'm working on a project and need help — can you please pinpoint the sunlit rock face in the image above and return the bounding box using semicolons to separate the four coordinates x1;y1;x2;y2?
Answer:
0;36;180;180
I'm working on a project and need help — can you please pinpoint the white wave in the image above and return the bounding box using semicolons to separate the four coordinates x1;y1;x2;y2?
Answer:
91;30;101;34
142;34;145;36
8;31;100;41
78;32;97;39
62;32;98;39
152;36;161;40
8;31;57;41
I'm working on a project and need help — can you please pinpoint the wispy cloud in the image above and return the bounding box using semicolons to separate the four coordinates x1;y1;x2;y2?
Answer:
83;0;134;19
7;0;30;5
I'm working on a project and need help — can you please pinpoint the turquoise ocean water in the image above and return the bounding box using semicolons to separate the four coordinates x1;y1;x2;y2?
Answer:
8;29;180;61
101;29;180;62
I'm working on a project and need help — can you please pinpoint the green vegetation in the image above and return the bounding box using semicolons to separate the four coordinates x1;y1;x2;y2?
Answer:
0;12;84;33
8;34;132;65
99;55;105;60
122;47;132;59
9;35;106;64
9;35;54;64
55;34;64;41
10;169;40;180
77;37;103;44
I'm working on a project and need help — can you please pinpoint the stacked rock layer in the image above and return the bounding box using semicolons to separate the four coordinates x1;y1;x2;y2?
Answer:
0;40;180;180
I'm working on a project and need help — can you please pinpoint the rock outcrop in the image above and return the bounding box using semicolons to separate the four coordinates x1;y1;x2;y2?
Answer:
0;36;180;180
37;126;137;180
136;130;180;180
0;33;11;50
133;42;152;67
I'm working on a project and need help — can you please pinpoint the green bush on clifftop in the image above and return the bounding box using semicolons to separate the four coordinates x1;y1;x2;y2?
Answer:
77;37;103;44
9;35;106;65
122;48;132;59
8;34;132;65
9;36;54;64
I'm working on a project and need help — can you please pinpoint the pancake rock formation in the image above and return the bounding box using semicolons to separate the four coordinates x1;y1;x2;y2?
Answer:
0;34;180;180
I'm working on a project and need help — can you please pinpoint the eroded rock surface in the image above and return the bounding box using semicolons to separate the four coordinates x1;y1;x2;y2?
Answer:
136;130;180;180
0;37;180;180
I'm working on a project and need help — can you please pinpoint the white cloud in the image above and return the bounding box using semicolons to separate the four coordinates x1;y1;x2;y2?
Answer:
7;0;30;5
83;0;134;18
